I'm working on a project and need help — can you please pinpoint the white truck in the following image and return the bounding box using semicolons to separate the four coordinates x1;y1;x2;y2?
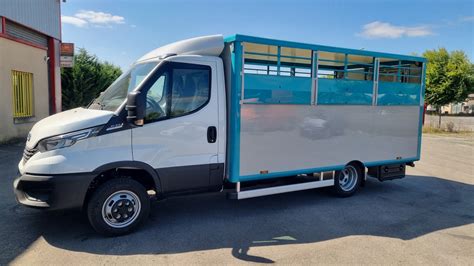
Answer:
14;35;426;235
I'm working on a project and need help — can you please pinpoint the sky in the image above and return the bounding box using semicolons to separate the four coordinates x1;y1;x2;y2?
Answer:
61;0;474;70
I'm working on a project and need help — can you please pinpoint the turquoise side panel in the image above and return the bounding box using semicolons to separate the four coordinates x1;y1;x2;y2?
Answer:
228;41;242;183
317;79;373;105
244;74;311;104
377;82;420;105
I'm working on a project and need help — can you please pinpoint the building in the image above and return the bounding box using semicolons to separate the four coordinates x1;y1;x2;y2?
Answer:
433;94;474;115
0;0;62;142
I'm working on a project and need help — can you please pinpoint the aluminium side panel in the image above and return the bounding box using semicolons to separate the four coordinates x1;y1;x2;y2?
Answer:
239;105;420;181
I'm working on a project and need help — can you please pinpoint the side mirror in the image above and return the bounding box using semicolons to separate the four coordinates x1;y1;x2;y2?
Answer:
126;91;145;126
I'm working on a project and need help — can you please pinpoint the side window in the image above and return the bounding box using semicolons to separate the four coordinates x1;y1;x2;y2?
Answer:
145;73;168;122
171;67;210;117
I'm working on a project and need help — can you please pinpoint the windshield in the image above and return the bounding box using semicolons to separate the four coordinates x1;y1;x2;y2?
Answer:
89;61;159;111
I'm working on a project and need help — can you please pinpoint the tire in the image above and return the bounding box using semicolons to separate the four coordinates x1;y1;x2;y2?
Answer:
333;164;362;197
87;178;150;236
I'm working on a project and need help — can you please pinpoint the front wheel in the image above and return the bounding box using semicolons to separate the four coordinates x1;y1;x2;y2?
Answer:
87;178;150;236
333;164;362;197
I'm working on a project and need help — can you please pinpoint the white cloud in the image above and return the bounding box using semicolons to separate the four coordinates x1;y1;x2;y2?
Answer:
62;10;125;28
75;10;125;25
460;16;474;22
359;21;433;39
61;16;87;27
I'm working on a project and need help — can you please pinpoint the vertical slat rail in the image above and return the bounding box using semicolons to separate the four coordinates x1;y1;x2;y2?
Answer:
372;58;380;106
12;71;17;117
311;51;319;105
276;46;281;75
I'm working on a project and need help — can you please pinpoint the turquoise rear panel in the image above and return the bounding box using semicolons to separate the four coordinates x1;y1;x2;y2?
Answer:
377;82;420;105
244;74;311;104
317;79;373;105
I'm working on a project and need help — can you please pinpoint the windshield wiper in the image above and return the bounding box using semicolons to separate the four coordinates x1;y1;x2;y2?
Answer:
88;100;105;110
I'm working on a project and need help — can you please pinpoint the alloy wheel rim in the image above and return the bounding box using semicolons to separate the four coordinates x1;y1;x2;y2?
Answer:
102;190;141;228
339;165;358;192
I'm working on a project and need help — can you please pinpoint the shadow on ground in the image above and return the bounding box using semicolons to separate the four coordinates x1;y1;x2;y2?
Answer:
1;162;473;264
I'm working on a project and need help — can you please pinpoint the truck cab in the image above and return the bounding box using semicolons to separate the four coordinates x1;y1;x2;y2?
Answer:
15;35;228;235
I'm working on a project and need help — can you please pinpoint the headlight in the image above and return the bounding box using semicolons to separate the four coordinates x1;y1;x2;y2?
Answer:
37;126;102;152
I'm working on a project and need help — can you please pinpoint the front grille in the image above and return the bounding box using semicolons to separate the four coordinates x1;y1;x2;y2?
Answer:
23;147;38;163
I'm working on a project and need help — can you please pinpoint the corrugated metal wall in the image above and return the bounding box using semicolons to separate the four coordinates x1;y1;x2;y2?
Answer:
5;21;48;47
0;0;61;40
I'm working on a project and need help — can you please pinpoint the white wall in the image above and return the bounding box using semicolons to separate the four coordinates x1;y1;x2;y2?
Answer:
0;38;50;141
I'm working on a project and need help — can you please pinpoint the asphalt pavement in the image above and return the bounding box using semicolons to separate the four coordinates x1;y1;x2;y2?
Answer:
0;134;472;265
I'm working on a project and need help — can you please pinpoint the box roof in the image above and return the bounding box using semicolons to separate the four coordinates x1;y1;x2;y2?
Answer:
225;34;426;62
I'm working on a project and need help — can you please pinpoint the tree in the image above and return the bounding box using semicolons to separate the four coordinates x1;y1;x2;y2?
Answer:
423;48;474;127
61;48;122;110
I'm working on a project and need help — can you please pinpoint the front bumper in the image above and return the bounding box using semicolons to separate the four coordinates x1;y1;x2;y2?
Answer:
13;172;96;210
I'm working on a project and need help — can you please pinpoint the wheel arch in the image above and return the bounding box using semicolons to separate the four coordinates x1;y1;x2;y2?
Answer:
83;161;162;209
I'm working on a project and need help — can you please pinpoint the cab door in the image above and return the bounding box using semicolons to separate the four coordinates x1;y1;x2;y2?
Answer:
131;59;221;193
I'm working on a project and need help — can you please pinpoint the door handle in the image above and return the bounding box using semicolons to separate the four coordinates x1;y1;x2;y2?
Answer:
207;126;217;143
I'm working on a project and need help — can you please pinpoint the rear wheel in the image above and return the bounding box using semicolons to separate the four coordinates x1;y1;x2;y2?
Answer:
87;178;150;236
333;164;362;197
